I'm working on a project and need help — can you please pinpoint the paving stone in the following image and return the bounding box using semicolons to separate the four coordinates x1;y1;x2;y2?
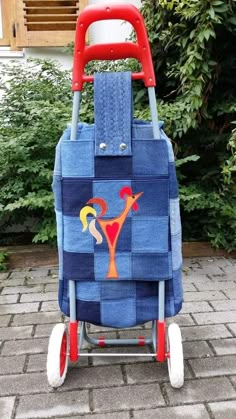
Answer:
27;352;89;372
0;315;11;327
0;372;49;396
0;355;25;374
182;258;201;270
9;271;30;279
165;377;236;404
91;346;152;366
194;281;236;291
183;340;213;359
58;365;124;390
221;264;236;274
133;404;210;419
0;302;39;315
0;396;16;419
0;325;33;341
189;354;236;377
170;314;195;327
210;273;236;281
0;294;19;304
0;272;9;281
194;259;224;275
208;400;236;419
12;311;61;326
126;360;192;384
2;278;26;286
61;414;129;419
228;323;236;336
27;353;47;372
15;390;89;418
44;283;58;292
181;301;213;314
20;291;57;303
210;300;236;311
230;376;236;387
183;283;198;292
193;311;236;325
34;323;55;338
27;275;57;285
181;324;232;341
93;383;165;412
1;337;48;356
224;289;236;299
1;285;43;295
184;291;227;302
27;268;50;277
209;338;236;355
40;300;59;311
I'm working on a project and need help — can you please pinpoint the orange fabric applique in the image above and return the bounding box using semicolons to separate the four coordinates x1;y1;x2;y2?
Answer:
80;186;143;279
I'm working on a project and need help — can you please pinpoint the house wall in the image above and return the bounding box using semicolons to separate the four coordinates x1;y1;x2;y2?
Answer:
0;0;141;68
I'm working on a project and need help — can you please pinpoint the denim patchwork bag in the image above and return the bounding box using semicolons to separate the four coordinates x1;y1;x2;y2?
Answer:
53;71;183;328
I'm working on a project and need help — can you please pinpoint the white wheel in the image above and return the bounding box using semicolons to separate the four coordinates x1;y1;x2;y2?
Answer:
47;323;68;387
167;323;184;388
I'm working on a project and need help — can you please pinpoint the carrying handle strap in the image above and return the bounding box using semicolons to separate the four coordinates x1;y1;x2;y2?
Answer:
94;72;132;156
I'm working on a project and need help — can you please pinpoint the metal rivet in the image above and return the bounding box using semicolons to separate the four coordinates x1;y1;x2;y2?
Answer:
120;143;127;151
99;142;107;151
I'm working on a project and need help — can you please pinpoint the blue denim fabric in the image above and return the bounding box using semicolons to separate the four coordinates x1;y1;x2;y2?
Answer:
94;72;132;156
132;217;169;253
101;298;136;327
54;72;183;326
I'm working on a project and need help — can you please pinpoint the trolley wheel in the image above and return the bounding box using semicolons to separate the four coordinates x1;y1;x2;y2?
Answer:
167;323;184;388
47;323;68;388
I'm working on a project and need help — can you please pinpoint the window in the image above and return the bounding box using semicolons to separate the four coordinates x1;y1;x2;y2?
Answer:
0;0;88;50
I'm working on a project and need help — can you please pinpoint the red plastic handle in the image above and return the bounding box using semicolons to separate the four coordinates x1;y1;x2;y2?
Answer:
72;3;156;90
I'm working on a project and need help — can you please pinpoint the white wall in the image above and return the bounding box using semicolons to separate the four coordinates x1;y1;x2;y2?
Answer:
0;0;141;68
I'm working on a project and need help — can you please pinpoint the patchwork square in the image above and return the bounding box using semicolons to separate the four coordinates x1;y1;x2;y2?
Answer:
76;281;101;301
132;140;168;176
132;253;171;280
64;215;94;253
76;300;101;324
61;140;94;178
136;297;158;323
101;298;136;327
95;156;132;178
131;179;169;216
63;251;94;281
101;281;136;300
132;217;169;253
62;179;93;216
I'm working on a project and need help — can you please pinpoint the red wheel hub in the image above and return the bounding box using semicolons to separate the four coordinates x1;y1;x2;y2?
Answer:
60;332;67;377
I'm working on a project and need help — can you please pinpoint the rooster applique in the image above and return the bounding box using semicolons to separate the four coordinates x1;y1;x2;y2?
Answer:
80;186;143;279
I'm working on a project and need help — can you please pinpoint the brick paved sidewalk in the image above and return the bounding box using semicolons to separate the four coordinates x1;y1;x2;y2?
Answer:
0;257;236;419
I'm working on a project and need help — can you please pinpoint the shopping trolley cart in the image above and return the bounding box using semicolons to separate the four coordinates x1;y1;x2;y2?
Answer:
47;2;184;389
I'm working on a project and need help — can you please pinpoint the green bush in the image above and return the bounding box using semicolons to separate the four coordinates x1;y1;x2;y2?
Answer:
0;59;72;243
138;0;236;251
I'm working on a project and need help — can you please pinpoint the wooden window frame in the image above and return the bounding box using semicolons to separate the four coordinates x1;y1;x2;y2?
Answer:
0;0;88;50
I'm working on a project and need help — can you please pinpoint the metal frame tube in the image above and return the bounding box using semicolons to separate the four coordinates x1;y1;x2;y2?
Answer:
70;91;81;141
148;87;161;139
